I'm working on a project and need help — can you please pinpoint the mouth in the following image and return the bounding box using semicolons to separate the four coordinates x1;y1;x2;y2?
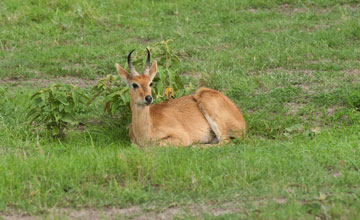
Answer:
144;102;152;106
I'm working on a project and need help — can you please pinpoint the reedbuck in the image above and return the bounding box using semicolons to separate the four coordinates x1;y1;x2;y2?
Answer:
115;49;246;147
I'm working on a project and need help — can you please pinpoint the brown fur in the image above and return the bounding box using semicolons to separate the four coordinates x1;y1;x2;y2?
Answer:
194;88;246;142
115;59;246;147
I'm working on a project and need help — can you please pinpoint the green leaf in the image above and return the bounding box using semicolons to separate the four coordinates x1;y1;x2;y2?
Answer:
33;97;43;105
40;91;48;103
156;82;164;97
27;112;41;124
59;104;64;112
172;54;180;64
64;105;72;113
175;75;184;89
175;89;184;98
51;126;60;136
56;95;69;106
120;93;130;104
119;87;129;95
30;91;41;100
62;114;77;125
72;90;79;106
158;66;166;83
168;69;175;83
54;112;62;122
111;100;120;115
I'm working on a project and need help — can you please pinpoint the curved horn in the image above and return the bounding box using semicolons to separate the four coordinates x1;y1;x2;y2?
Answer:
144;48;151;75
127;49;139;76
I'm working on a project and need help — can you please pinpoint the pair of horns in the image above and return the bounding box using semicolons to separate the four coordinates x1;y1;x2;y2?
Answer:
127;48;151;76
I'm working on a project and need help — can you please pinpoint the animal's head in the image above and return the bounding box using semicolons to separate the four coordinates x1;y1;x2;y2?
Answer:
115;49;157;106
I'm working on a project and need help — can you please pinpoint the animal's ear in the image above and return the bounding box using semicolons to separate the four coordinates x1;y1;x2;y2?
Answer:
149;60;157;81
115;63;131;83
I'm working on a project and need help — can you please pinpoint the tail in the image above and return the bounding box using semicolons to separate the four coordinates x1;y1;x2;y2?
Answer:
197;102;223;142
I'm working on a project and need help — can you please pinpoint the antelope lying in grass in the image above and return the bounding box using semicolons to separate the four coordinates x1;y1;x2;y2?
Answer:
115;49;246;147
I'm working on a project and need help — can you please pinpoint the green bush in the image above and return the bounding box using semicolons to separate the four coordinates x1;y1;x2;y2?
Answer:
27;84;88;137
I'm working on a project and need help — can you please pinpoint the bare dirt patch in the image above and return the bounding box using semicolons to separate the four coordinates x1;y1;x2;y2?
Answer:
273;197;287;204
296;84;315;95
326;106;343;117
247;8;258;14
285;102;305;115
0;77;100;88
277;4;333;15
2;214;37;220
346;69;360;83
259;67;315;77
1;202;246;220
277;4;308;14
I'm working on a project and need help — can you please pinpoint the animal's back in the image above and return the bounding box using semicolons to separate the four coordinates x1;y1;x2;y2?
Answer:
147;88;246;145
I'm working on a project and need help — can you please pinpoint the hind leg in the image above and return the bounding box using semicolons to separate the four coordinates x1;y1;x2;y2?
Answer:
194;88;246;143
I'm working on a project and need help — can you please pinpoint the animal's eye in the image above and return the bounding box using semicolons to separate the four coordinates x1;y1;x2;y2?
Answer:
132;83;139;89
149;82;153;87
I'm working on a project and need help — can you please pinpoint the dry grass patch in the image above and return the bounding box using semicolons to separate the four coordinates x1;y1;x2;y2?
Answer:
0;76;99;88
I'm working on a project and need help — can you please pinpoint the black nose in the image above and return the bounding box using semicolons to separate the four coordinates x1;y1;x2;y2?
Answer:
145;95;152;104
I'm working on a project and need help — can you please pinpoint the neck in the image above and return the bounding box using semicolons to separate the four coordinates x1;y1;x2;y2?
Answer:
130;102;152;145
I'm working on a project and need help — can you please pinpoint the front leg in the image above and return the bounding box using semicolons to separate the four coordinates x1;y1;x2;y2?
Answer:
129;124;139;147
157;136;191;147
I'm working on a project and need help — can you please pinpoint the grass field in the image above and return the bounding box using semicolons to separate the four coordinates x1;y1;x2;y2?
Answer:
1;0;360;219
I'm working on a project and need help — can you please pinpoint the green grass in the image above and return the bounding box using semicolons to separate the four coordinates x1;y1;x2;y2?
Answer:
1;0;360;219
